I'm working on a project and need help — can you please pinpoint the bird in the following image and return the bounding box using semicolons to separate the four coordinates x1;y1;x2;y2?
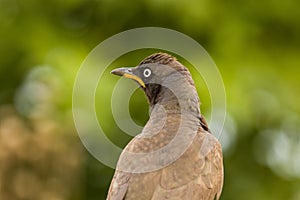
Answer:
108;53;223;200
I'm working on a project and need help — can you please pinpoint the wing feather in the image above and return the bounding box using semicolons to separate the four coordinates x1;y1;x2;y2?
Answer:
107;171;130;200
152;130;223;200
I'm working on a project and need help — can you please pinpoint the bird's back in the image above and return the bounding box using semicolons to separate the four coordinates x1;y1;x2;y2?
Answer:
107;113;223;200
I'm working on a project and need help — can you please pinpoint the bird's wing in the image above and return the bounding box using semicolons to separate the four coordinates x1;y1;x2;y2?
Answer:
152;131;223;200
106;170;130;200
107;129;223;200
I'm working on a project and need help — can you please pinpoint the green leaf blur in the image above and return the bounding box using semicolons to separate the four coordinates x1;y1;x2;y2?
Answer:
0;0;299;199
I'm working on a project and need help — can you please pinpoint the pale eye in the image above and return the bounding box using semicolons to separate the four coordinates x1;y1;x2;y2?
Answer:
143;68;151;77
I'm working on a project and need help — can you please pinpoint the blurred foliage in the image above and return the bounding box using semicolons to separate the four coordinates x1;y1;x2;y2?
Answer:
0;0;299;199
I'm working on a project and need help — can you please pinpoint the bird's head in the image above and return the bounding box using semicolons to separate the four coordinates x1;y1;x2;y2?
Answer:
111;53;200;115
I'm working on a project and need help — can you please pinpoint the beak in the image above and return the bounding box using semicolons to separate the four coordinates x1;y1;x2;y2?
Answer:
111;67;146;88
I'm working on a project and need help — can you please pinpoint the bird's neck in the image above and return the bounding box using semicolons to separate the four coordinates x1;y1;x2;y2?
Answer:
149;86;201;120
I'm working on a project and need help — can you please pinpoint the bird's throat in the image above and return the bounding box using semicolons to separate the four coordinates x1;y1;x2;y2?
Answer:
147;85;201;120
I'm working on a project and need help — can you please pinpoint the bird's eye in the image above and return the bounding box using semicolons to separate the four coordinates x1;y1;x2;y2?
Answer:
143;68;151;78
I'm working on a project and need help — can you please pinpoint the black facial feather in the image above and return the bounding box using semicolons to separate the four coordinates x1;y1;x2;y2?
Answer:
143;83;162;106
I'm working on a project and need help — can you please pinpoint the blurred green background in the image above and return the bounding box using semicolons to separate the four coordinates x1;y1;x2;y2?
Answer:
1;0;299;199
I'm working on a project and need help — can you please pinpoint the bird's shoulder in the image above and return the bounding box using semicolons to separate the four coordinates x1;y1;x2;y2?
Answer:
107;121;223;200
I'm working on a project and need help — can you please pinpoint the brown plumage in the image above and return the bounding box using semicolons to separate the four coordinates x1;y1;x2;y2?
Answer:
108;53;223;200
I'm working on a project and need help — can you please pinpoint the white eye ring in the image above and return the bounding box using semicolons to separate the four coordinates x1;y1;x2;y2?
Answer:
143;68;151;77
